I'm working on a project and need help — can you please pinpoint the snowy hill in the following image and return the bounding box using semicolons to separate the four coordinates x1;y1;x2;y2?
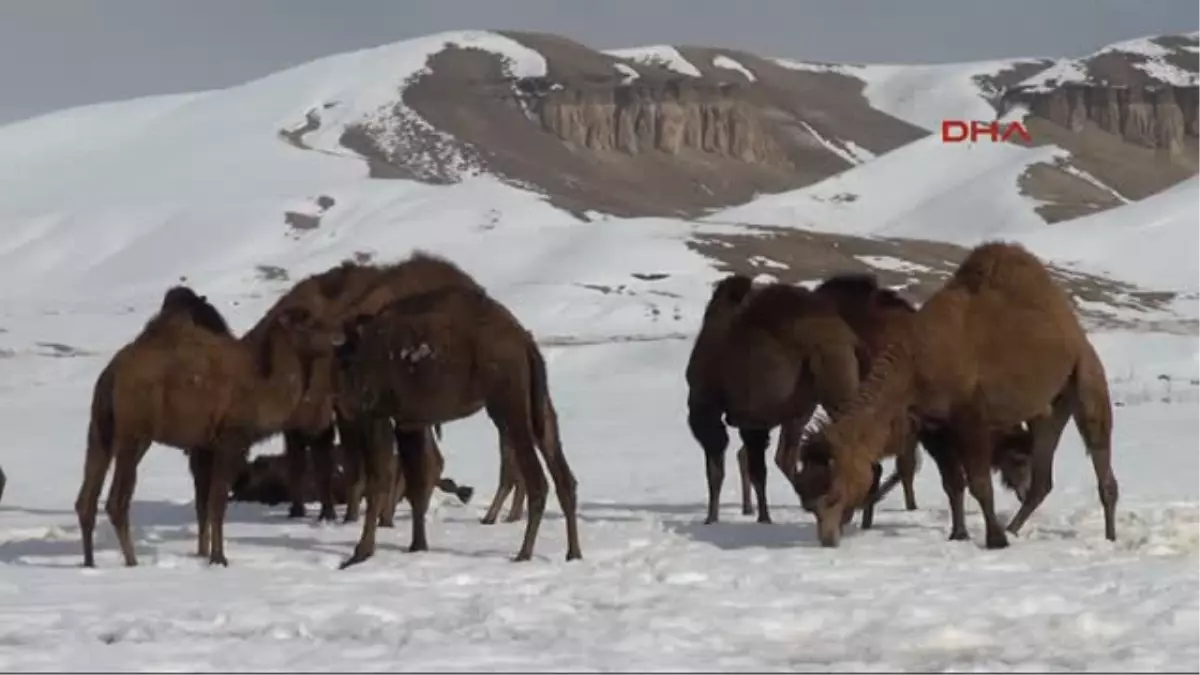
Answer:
0;29;1195;671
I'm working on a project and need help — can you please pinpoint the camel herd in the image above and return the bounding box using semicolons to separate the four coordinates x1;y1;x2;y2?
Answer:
63;240;1119;569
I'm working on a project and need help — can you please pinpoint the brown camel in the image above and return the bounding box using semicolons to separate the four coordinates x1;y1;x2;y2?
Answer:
245;253;492;525
74;285;341;567
230;430;475;510
0;464;6;505
692;273;919;523
321;283;581;567
687;275;868;526
797;241;1117;549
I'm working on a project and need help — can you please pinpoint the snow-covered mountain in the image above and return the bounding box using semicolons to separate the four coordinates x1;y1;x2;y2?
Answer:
0;29;1195;671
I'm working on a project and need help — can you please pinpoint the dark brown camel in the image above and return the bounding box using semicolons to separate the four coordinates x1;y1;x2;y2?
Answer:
687;275;866;526
246;253;492;526
321;283;581;566
797;241;1117;549
74;285;340;567
230;430;474;510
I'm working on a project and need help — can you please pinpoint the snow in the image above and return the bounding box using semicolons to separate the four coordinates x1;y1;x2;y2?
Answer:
1006;177;1200;293
770;58;863;77
799;121;868;166
856;255;932;274
712;54;756;82
851;59;1049;132
0;30;1196;672
605;46;702;77
1019;32;1200;91
706;129;1067;244
612;62;640;85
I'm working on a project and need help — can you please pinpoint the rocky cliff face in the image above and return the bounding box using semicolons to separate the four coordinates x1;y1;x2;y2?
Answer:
1002;84;1199;156
391;32;927;218
525;80;788;165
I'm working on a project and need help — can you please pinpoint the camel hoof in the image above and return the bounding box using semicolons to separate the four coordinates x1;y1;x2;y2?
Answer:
317;508;337;523
287;504;306;519
512;552;532;563
342;514;359;525
703;515;718;525
741;505;754;516
378;519;395;529
479;516;497;525
566;550;582;562
339;551;372;570
456;487;475;505
756;515;773;525
407;542;428;553
948;529;970;542
504;513;522;524
208;554;229;568
985;533;1010;550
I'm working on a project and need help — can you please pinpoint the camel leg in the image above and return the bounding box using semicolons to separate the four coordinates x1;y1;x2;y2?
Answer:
922;428;969;541
338;415;366;525
506;443;527;523
340;418;394;569
739;427;772;525
956;417;1007;550
482;440;520;524
1069;348;1118;541
394;427;430;553
688;401;729;525
530;395;581;562
76;433;115;568
491;397;549;562
104;439;151;567
860;463;884;530
310;425;338;523
736;445;752;516
379;451;401;529
897;430;921;511
188;449;214;559
1005;396;1073;537
283;430;308;519
205;447;242;567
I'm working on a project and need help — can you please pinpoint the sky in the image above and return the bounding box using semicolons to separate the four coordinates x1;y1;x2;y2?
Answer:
0;0;1196;124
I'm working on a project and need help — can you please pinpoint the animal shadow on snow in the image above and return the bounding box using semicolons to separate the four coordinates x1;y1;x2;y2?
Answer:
0;499;331;566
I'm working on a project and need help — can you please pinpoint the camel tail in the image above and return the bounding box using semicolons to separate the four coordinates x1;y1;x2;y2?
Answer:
526;339;555;445
91;364;117;460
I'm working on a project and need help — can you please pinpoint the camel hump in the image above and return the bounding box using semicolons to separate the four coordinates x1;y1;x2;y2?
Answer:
816;272;916;314
710;274;755;306
951;241;1055;295
735;282;830;330
150;285;233;337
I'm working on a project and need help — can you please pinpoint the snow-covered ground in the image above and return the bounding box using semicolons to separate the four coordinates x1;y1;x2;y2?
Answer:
0;29;1196;672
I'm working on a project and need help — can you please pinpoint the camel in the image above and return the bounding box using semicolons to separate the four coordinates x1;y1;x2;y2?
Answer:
686;275;866;526
74;285;341;567
320;283;581;567
0;464;5;505
246;253;501;526
796;241;1117;549
230;430;475;511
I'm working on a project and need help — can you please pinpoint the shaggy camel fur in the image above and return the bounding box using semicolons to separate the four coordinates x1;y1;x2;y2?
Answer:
248;253;492;525
687;275;864;526
75;285;340;567
798;242;1117;548
230;432;475;510
325;284;580;566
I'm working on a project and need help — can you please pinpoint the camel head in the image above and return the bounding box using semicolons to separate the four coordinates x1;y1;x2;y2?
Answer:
992;428;1034;503
792;425;877;548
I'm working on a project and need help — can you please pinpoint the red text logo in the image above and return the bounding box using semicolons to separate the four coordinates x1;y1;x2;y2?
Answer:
941;120;1032;144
